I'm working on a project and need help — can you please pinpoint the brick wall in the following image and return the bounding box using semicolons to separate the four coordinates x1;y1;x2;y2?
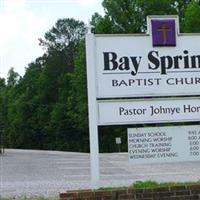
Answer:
60;185;200;200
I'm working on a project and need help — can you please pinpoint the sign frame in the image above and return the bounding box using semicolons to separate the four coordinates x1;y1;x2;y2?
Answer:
85;15;200;188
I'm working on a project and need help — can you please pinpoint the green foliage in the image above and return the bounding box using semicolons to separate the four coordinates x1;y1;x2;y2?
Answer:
133;180;200;188
66;40;88;132
1;18;89;152
184;0;200;32
91;0;192;34
39;18;87;52
0;78;6;152
133;180;163;188
97;181;200;191
7;67;20;86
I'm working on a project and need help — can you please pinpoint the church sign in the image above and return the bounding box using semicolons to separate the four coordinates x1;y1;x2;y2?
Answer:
95;16;200;98
85;15;200;186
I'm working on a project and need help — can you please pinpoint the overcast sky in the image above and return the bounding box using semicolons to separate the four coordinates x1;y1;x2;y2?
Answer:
0;0;104;78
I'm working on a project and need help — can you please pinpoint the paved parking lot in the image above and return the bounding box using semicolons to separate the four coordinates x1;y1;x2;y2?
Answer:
1;149;200;198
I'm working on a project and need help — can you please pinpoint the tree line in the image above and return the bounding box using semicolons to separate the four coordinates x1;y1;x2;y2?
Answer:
0;0;200;153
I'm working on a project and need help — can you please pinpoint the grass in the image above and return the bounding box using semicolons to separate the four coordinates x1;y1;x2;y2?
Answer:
133;180;200;189
97;180;200;191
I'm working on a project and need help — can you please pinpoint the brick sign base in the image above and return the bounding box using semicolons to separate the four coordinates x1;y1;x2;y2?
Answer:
60;184;200;200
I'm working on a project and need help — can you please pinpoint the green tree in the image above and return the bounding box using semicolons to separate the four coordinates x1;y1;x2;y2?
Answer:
0;78;6;153
39;18;86;53
7;67;20;87
91;0;192;34
38;18;87;150
4;18;88;151
184;0;200;32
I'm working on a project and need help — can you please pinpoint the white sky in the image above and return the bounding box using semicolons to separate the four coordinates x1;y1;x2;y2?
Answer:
0;0;104;78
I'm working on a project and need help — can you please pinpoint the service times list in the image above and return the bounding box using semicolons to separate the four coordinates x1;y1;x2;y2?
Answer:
128;125;200;165
188;130;200;157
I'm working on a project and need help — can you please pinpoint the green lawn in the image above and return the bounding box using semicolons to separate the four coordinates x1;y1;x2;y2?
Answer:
97;180;200;191
132;180;200;188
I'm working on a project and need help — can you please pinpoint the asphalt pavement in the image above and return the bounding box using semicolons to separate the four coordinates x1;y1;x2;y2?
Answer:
1;149;200;198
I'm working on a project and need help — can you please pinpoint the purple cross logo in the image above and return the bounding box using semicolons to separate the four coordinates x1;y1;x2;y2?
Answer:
151;19;176;47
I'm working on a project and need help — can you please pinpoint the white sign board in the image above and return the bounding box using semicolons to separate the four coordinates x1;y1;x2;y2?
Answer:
128;125;200;164
85;15;200;187
98;97;200;125
115;137;121;144
95;35;200;98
